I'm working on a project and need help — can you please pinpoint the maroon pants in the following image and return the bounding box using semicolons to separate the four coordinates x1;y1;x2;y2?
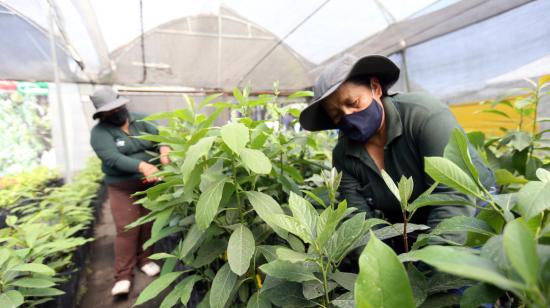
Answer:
107;180;153;281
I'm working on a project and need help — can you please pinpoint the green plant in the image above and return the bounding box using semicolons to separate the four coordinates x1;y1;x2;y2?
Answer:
0;158;103;307
469;78;550;190
128;88;337;307
0;166;59;210
352;128;550;307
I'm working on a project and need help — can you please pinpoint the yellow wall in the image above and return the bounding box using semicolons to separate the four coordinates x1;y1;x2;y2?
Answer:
450;75;549;136
450;102;529;136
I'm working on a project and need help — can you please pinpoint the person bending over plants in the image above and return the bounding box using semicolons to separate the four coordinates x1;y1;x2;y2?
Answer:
89;87;171;296
299;54;495;252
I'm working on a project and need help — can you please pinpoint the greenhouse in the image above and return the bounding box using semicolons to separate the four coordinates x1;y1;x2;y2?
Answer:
1;0;549;307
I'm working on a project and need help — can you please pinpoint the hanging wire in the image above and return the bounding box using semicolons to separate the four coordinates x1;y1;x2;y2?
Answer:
237;0;333;86
139;0;147;83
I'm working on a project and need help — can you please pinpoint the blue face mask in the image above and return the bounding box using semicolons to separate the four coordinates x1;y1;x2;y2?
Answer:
337;98;383;143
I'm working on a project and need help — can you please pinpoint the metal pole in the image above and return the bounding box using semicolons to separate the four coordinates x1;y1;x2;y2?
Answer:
47;0;72;182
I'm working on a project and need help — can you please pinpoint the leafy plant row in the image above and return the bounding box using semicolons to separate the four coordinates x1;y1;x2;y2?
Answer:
0;167;60;210
134;80;549;308
0;158;104;307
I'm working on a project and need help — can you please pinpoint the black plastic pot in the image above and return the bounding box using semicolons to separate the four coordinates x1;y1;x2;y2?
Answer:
0;208;9;228
37;184;102;308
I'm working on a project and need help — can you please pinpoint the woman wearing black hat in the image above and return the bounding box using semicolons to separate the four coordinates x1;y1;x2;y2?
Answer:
299;55;494;251
89;87;171;296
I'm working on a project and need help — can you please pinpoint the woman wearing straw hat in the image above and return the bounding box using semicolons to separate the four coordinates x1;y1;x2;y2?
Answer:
299;55;494;251
89;87;171;296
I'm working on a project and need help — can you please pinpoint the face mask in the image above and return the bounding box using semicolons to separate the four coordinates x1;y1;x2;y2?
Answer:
101;107;129;126
337;89;382;143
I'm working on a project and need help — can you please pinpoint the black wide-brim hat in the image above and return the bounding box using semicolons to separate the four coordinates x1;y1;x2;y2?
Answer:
299;54;400;131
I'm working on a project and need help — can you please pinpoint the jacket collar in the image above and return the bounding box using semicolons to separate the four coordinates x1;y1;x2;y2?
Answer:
343;95;403;159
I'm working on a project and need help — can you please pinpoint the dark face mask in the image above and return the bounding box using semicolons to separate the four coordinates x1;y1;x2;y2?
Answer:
101;107;129;126
337;99;383;143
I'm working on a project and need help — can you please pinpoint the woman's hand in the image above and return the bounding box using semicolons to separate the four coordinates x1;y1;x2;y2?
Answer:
159;146;172;165
139;161;160;182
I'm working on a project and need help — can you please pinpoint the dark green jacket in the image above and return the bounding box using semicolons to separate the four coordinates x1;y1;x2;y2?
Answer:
90;113;159;184
333;92;494;230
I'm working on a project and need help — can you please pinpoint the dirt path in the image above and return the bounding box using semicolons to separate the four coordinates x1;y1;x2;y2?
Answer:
78;200;163;308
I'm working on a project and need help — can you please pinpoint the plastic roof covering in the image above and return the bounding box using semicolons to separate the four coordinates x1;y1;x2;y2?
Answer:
0;0;447;88
0;0;549;99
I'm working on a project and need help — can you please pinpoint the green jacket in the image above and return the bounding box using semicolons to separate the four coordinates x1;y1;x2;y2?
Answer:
333;92;494;231
90;113;159;184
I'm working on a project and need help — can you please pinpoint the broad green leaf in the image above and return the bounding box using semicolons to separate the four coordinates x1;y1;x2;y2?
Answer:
9;263;55;276
503;219;539;285
143;226;180;249
407;193;474;213
198;93;223;109
316;200;347;248
192;238;227;268
430;216;496;237
259;260;318;283
381;169;400;202
159;275;200;308
398;176;414;207
479;109;511;119
480;235;509;271
425;157;482;198
246;291;271;308
407;265;428;307
134;272;184;306
536;168;550;182
260;279;312;307
0;290;23;308
425;272;474;294
330;271;357;291
9;278;55;288
196;178;228;230
274;246;308;263
147;253;177;260
288;192;318;239
516;181;550;219
257;245;278;262
199;159;225;192
288;90;314;98
273;214;314;244
501;131;531;151
443;129;480;182
332;292;355;308
405;246;526;292
19;288;64;297
244;191;287;239
325;213;366;262
221;123;249;154
240;148;272;174
355;231;415;308
227;224;255;276
460;283;503;308
179;224;206;259
181;136;216;183
302;280;337;300
494;169;528;185
210;263;238;308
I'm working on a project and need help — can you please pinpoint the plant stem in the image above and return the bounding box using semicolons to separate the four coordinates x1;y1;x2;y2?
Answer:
319;259;331;307
232;159;243;223
402;211;409;253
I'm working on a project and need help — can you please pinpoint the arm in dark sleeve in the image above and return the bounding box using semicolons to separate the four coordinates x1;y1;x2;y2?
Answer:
416;109;476;235
90;128;142;173
333;154;372;216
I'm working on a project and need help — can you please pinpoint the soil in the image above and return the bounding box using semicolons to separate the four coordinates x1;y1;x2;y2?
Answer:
78;200;165;308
